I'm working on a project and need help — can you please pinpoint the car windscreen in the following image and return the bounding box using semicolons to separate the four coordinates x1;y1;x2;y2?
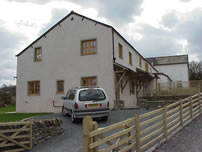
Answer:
79;89;106;101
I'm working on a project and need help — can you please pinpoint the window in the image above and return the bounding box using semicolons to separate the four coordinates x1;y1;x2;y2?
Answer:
57;80;64;94
66;90;76;100
81;39;96;55
79;89;106;101
145;63;148;72
81;77;97;87
28;81;40;95
129;52;132;65
118;43;123;59
34;47;42;61
139;56;142;68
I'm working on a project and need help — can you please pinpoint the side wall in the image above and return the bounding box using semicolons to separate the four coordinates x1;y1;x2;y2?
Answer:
112;32;155;108
17;14;115;113
155;64;189;82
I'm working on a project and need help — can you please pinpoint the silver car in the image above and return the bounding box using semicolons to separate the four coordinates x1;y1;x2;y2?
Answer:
61;87;110;123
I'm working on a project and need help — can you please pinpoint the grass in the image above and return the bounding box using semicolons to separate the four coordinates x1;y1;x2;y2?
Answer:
0;113;51;123
0;104;16;112
0;104;51;123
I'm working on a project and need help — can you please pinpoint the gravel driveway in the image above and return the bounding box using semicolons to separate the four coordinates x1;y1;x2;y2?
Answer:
30;109;149;152
155;114;202;152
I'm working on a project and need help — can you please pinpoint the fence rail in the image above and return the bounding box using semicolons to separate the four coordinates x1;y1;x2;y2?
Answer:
0;119;32;152
83;92;202;152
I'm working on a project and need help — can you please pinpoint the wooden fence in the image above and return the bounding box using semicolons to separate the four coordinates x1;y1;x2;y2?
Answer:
83;92;202;152
0;120;32;152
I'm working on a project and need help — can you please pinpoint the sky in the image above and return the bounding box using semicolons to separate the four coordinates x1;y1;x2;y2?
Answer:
0;0;202;86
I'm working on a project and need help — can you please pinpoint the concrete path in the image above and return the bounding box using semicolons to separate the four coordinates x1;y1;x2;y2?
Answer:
155;115;202;152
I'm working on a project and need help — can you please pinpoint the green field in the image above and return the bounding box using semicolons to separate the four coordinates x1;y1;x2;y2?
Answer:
0;104;16;112
0;104;51;122
0;113;51;123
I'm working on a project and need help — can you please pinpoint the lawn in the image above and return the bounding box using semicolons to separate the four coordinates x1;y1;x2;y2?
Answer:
0;113;51;123
0;104;51;122
0;104;16;112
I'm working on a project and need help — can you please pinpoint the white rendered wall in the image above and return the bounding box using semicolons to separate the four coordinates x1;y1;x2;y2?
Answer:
17;14;115;113
155;64;189;82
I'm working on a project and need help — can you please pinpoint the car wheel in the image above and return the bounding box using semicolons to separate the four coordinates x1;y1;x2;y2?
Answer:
62;106;67;116
102;116;108;121
71;111;76;123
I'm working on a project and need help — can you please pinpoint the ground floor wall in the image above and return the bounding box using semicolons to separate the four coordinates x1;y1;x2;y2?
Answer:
16;71;116;113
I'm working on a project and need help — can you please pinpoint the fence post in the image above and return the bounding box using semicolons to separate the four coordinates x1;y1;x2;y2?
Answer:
163;106;168;140
83;116;93;152
179;99;184;127
135;115;141;152
29;118;32;149
92;122;98;152
198;93;201;114
189;97;193;119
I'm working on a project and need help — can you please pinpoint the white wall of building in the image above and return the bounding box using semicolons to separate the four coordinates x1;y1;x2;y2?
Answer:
155;64;189;82
17;14;115;113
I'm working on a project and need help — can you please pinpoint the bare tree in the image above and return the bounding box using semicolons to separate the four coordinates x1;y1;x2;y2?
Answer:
189;61;202;80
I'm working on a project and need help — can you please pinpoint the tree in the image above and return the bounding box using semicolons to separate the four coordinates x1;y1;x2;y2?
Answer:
189;61;202;80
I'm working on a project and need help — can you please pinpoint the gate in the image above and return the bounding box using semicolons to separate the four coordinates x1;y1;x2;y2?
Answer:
0;120;32;152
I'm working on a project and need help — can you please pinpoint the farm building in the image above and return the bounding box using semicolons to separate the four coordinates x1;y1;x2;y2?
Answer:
16;11;182;113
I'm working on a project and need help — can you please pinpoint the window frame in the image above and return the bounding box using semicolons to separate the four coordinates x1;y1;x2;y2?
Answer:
56;80;64;94
34;47;42;62
145;63;149;72
28;81;40;96
118;43;123;59
128;52;132;65
81;39;97;56
139;56;142;68
81;76;97;87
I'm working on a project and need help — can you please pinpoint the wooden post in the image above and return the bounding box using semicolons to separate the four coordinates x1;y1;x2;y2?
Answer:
198;93;201;114
83;116;93;152
135;115;141;152
92;122;98;152
179;99;183;127
162;106;168;140
29;119;32;149
189;97;193;119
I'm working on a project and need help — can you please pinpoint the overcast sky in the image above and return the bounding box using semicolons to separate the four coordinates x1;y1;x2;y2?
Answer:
0;0;202;86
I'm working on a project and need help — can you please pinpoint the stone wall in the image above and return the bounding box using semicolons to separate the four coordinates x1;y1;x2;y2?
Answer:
32;119;63;146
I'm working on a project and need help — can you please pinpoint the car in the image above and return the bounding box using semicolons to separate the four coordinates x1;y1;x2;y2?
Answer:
61;87;110;123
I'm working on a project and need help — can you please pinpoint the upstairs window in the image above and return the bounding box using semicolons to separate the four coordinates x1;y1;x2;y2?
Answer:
129;52;132;65
81;77;97;87
28;81;40;95
118;43;123;59
34;47;42;61
57;80;64;94
139;56;142;68
145;63;149;72
81;39;96;55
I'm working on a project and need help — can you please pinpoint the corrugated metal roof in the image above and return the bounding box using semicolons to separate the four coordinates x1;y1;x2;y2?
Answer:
146;55;188;66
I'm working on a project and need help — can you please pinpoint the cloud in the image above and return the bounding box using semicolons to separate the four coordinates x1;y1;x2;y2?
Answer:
39;8;69;35
176;9;202;60
133;24;181;57
7;0;52;4
161;12;179;28
0;24;27;86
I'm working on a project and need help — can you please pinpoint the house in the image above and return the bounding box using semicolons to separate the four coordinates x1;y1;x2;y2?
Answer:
146;55;189;83
16;11;160;113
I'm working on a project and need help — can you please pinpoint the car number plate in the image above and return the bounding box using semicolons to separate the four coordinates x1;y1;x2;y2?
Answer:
88;104;99;108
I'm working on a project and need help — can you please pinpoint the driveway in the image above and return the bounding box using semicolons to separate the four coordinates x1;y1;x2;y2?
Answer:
30;109;149;152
